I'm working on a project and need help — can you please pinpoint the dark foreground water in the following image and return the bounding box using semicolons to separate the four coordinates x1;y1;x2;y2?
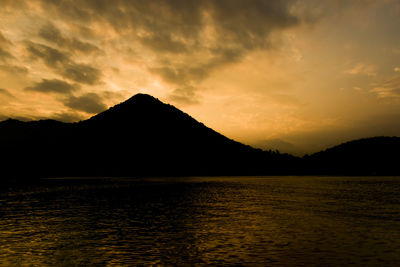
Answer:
1;176;400;266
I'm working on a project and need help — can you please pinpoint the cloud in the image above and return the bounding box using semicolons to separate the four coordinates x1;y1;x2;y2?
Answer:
371;76;400;98
61;62;101;85
0;88;14;98
0;88;16;108
0;48;14;62
26;41;69;67
168;85;200;105
150;65;208;85
31;0;301;102
25;79;79;94
38;22;101;54
345;63;376;76
0;64;29;75
139;34;188;54
64;93;107;114
0;31;12;46
26;42;102;85
0;0;27;9
0;32;13;61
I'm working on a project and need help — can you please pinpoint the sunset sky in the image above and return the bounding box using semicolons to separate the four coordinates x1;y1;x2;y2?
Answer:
1;0;399;154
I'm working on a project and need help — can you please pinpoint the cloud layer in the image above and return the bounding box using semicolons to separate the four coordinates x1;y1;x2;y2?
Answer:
0;0;305;113
25;79;78;94
32;0;301;102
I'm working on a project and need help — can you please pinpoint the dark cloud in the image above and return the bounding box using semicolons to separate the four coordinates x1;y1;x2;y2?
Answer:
64;93;107;114
0;88;14;98
26;41;102;84
139;34;188;54
149;51;242;103
0;0;27;8
0;31;12;46
207;0;298;49
61;62;101;85
33;0;301;102
39;22;101;54
38;23;63;44
0;32;13;61
26;41;69;67
25;79;79;94
70;24;99;39
45;0;298;47
0;64;29;75
0;48;14;61
150;49;241;86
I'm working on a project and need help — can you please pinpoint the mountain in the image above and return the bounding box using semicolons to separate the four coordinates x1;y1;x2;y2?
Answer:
305;136;400;175
2;94;399;179
0;94;297;179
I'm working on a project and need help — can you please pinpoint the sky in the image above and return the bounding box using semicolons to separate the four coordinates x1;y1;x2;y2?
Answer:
0;0;400;155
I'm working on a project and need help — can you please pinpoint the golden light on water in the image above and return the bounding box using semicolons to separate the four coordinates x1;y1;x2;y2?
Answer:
1;177;399;265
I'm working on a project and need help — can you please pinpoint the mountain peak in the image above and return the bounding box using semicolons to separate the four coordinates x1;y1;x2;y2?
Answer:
110;93;166;112
85;93;167;123
126;93;158;101
122;93;162;106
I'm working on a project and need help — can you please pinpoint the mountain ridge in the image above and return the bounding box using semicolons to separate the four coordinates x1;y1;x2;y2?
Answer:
0;93;298;179
0;94;399;179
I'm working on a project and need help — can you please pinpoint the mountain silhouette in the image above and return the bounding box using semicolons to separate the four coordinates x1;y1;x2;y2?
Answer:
305;136;400;175
0;94;297;179
1;94;399;179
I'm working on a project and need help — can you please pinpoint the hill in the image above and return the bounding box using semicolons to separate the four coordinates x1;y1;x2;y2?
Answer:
305;136;400;175
0;94;297;179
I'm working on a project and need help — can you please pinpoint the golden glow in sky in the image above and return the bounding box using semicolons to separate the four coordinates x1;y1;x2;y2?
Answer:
0;0;400;154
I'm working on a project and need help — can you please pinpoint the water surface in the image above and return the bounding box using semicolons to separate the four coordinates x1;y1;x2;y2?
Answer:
1;176;399;266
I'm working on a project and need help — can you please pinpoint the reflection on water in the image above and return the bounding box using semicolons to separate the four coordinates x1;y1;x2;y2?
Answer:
1;176;400;266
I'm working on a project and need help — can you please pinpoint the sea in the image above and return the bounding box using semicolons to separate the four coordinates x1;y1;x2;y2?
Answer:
0;176;399;266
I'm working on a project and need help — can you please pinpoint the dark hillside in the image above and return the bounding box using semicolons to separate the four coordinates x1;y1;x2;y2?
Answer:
305;137;400;175
0;94;298;179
